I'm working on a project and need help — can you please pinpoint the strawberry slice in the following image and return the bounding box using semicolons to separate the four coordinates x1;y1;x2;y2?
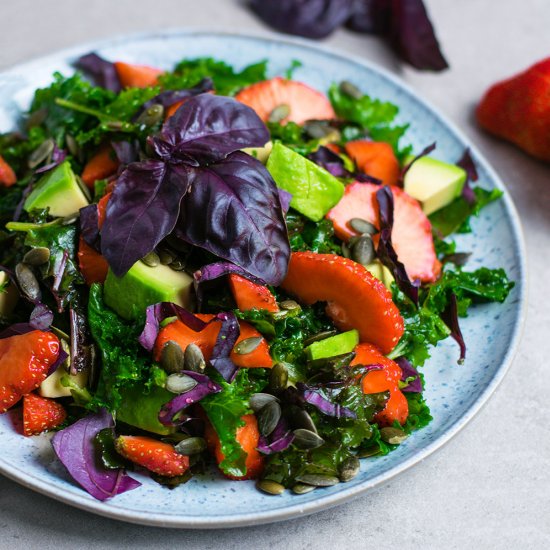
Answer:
114;62;163;89
326;182;441;282
81;145;119;189
235;77;335;124
115;435;190;477
228;274;279;313
22;393;66;436
0;331;60;413
0;154;16;187
281;252;404;354
344;141;400;186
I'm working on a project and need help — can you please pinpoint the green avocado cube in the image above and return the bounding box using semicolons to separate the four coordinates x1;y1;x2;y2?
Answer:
24;161;89;217
403;155;467;216
104;261;194;320
267;142;345;222
306;329;359;361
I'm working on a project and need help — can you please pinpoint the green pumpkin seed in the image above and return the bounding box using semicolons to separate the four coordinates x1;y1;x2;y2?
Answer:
293;429;324;450
136;104;165;127
165;373;198;394
23;247;50;266
351;235;375;265
184;343;206;372
292;408;317;434
295;473;339;487
349;218;378;235
15;263;40;300
158;249;175;266
341;242;351;259
380;427;408;445
269;363;288;391
169;259;186;271
105;120;126;131
303;330;338;347
25;108;47;130
249;393;279;413
233;336;263;355
339;456;360;482
258;401;281;437
303;120;331;139
271;309;289;321
280;299;300;311
65;134;80;157
268;104;290;124
257;479;285;495
28;138;55;169
175;437;207;456
61;214;79;226
141;251;160;267
356;446;380;458
339;80;362;100
161;340;185;374
292;483;316;495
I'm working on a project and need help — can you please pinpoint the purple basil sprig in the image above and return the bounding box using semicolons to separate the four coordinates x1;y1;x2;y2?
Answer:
457;148;478;205
210;312;240;382
75;52;121;92
400;142;436;181
298;383;357;419
441;292;466;364
257;417;295;455
395;356;423;393
111;140;140;166
79;203;101;252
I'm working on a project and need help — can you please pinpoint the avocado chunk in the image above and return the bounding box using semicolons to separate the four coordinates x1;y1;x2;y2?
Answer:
24;161;89;217
306;329;359;361
242;140;273;164
365;260;395;290
267;142;344;222
0;270;18;316
104;261;194;320
116;385;175;435
403;156;466;216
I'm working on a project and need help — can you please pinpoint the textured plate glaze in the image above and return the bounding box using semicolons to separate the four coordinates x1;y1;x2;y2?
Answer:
0;30;526;528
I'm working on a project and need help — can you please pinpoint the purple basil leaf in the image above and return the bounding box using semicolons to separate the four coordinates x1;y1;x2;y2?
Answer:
257;430;295;454
159;371;222;426
400;142;436;181
346;0;391;33
209;312;240;382
139;302;208;352
0;323;35;339
457;148;477;204
308;146;349;177
441;292;466;364
79;203;100;251
14;181;33;221
298;383;357;419
375;186;419;304
395;356;423;393
111;140;140;166
47;345;69;376
157;94;269;164
101;160;192;277
35;144;67;174
30;302;54;330
52;409;141;501
176;152;290;285
75;52;121;92
250;0;355;39
278;189;293;214
389;0;448;71
52;250;69;294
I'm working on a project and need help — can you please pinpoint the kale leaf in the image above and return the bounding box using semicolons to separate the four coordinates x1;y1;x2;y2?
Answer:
287;211;342;254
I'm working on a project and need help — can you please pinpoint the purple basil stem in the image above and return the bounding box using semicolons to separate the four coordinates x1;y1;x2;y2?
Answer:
79;203;101;251
278;189;293;214
138;302;208;352
75;52;121;92
52;250;69;295
375;186;419;304
13;181;33;221
30;302;54;330
209;312;240;382
457;148;478;205
159;371;222;426
47;346;69;377
52;409;141;501
395;356;423;393
35;144;67;174
111;140;140;166
441;292;466;364
400;142;436;181
298;383;357;419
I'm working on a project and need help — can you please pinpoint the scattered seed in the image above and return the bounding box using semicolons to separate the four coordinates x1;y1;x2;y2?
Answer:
303;120;332;139
341;242;351;259
257;479;285;495
184;343;206;373
271;310;289;321
292;429;325;450
292;408;317;434
349;218;378;235
165;373;198;394
280;299;300;311
249;392;279;413
380;427;408;445
65;134;80;157
158;249;175;266
23;247;50;266
351;235;375;265
15;263;40;300
339;80;362;100
295;473;339;487
233;336;263;355
136;104;165;127
356;446;380;458
141;251;160;267
25;108;47;130
268;104;290;124
28;138;55;169
303;330;337;347
292;483;316;495
161;340;185;374
169;259;186;271
339;456;360;482
105;120;126;131
75;175;92;202
258;400;281;437
269;362;288;391
61;214;79;226
174;437;207;456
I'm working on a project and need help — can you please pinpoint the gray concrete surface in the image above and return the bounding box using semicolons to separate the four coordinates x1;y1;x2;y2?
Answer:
0;1;549;548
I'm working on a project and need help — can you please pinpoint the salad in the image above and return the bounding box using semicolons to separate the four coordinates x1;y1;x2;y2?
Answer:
0;53;514;499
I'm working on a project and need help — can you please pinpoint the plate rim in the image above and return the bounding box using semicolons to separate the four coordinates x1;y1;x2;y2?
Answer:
0;28;528;529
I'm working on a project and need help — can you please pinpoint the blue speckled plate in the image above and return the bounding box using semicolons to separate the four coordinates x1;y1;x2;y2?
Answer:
0;30;526;529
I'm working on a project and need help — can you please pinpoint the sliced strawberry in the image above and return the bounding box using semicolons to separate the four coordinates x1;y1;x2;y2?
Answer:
115;435;189;477
228;274;279;313
81;145;119;189
0;154;16;187
0;331;60;413
154;314;272;369
344;141;400;186
22;393;66;436
326;182;441;282
235;77;335;124
281;252;404;354
114;62;163;89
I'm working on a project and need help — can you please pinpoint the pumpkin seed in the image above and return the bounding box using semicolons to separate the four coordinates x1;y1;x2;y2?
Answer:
105;120;126;131
257;479;285;495
233;336;263;355
292;483;316;495
141;251;160;267
349;218;377;235
61;214;79;226
351;235;375;265
65;134;80;157
380;427;408;445
161;340;185;374
75;175;92;202
280;299;300;311
15;263;40;300
293;429;324;450
174;437;207;456
184;343;206;372
271;310;289;321
339;456;360;482
28;138;55;169
249;392;279;413
268;104;290;124
136;104;165;127
356;446;380;458
258;400;281;437
303;330;337;347
269;362;288;391
158;249;175;265
25;108;47;130
339;80;362;100
303;120;332;139
165;373;198;394
295;473;339;487
292;408;317;434
169;259;186;271
23;247;50;266
341;242;351;259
